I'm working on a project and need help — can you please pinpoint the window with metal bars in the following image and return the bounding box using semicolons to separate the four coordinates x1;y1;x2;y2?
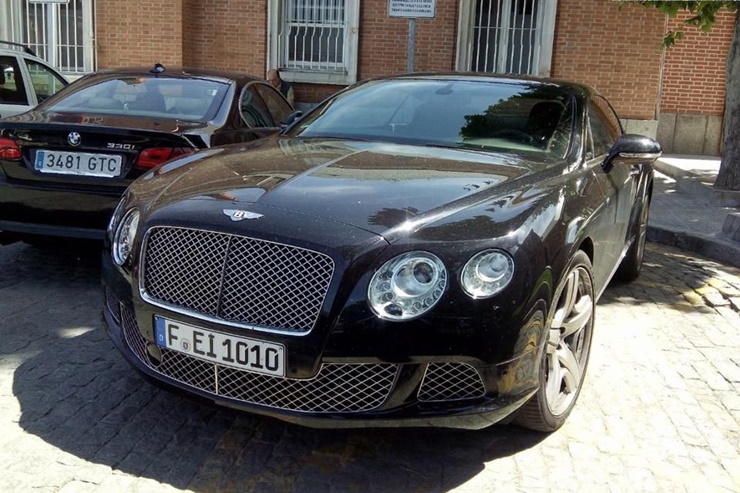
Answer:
473;0;540;74
457;0;557;77
0;0;94;74
269;0;359;86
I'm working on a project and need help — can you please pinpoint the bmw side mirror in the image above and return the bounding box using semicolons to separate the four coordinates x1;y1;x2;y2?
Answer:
280;110;303;132
603;134;661;172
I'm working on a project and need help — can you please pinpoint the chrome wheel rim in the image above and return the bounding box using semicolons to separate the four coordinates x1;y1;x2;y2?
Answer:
546;265;594;416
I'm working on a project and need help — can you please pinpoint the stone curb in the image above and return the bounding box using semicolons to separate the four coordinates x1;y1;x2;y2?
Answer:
653;159;740;208
647;225;740;269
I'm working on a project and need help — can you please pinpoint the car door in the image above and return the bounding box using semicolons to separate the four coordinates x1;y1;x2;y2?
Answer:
213;81;293;146
0;54;31;119
0;52;68;119
21;57;69;105
584;97;635;290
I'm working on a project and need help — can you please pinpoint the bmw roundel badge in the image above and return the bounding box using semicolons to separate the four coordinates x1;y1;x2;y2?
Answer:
68;132;82;147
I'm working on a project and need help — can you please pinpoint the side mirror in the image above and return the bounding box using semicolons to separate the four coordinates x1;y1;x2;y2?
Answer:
280;110;303;132
602;134;662;172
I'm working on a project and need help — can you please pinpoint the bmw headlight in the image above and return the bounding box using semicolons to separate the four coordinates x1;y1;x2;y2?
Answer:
461;249;514;298
368;251;447;320
112;208;140;266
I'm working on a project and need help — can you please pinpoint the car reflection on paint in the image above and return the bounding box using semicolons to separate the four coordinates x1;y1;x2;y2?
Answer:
102;73;660;431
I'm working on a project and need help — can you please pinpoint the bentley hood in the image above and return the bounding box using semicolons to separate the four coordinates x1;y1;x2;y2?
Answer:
137;137;541;237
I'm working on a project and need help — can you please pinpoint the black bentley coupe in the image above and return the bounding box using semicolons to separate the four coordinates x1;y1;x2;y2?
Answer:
0;65;295;243
102;73;660;432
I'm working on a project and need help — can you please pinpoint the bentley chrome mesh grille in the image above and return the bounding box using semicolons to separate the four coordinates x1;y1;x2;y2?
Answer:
120;307;397;413
417;362;486;402
141;227;335;334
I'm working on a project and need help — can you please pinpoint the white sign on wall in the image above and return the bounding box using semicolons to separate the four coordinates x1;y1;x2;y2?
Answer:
388;0;436;19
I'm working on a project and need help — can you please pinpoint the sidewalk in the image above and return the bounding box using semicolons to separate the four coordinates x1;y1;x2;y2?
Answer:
648;154;740;268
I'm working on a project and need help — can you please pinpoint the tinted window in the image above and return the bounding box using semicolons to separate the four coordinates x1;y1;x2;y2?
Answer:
44;75;229;121
0;56;29;105
292;79;576;160
589;102;620;157
26;60;67;102
240;86;275;127
253;83;292;124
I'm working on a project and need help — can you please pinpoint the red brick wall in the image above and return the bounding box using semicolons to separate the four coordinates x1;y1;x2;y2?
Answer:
96;0;184;68
97;0;266;76
551;1;666;120
660;11;734;115
294;0;459;105
182;0;267;75
358;0;458;77
94;1;730;119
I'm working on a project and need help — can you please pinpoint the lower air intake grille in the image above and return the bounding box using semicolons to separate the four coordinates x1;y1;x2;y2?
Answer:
417;362;486;402
121;308;397;413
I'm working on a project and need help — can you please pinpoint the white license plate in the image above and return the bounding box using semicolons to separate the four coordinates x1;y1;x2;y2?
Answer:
34;150;122;177
154;316;285;377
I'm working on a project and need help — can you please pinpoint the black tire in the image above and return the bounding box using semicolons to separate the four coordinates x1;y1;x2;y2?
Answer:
514;250;595;432
615;188;650;282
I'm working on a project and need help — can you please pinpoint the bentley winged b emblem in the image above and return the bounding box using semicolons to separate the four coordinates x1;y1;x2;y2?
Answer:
223;209;263;222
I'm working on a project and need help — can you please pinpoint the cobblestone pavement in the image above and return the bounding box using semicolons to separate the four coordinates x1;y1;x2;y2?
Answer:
0;241;738;493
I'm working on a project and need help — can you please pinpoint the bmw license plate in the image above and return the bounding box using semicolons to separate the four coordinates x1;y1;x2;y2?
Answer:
154;316;285;377
34;150;122;177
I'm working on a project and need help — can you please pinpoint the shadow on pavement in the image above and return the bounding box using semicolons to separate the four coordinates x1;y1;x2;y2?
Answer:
5;243;547;492
601;242;731;313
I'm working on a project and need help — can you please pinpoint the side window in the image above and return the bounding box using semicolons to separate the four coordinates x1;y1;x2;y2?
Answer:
0;56;30;105
593;95;623;137
588;102;620;157
26;60;68;103
254;83;293;125
240;85;275;128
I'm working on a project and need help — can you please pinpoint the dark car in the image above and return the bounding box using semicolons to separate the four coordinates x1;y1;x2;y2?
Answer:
0;64;295;243
102;73;660;432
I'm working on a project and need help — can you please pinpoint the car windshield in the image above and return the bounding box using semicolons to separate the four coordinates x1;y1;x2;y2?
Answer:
44;75;229;121
291;78;576;160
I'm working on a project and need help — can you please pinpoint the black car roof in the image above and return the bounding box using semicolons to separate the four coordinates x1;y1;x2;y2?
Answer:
366;72;595;99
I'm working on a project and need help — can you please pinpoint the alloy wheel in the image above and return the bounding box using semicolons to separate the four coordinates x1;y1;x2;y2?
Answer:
545;263;594;416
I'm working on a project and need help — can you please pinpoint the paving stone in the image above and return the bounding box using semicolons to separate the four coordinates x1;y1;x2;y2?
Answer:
1;242;740;492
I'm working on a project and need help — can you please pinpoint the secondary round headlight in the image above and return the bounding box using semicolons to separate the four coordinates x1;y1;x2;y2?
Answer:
461;249;514;298
112;208;140;266
368;251;447;321
107;197;127;236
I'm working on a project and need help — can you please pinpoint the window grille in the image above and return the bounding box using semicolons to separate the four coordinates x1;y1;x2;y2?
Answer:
280;0;346;72
2;0;94;74
472;0;542;75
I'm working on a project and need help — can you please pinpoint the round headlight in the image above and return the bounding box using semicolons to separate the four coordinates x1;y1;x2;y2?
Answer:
112;208;140;266
107;197;126;235
461;249;514;298
368;251;447;321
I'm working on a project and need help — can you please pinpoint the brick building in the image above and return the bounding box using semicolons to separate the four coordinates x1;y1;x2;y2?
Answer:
0;0;733;155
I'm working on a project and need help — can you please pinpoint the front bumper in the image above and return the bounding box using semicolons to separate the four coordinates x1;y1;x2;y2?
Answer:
102;287;542;430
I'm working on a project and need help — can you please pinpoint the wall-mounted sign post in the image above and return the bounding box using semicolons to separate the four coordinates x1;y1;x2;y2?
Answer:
388;0;436;73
